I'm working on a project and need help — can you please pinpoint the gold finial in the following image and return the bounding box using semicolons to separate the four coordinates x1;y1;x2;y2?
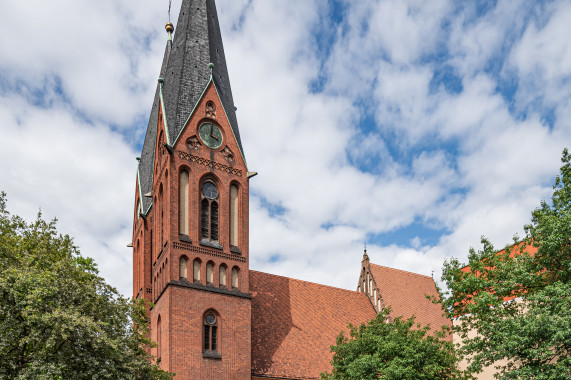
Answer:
165;22;174;34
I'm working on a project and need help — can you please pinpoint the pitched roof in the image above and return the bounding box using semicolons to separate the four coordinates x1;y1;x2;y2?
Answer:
163;0;241;150
138;38;172;213
369;264;450;332
250;270;377;380
138;0;243;213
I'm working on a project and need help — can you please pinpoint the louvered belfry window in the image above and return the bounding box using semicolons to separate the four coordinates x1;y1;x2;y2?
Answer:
201;182;219;242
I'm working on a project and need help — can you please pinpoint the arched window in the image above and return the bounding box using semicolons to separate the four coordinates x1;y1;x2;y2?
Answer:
219;265;227;287
203;312;219;355
180;256;188;280
179;170;189;236
230;184;239;248
206;262;214;284
150;229;153;263
137;239;142;292
154;195;158;253
159;185;164;248
193;259;201;283
136;199;140;219
200;181;220;248
231;267;239;289
157;315;162;360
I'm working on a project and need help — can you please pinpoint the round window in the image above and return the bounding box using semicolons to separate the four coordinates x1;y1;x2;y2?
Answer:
202;182;218;199
205;314;216;325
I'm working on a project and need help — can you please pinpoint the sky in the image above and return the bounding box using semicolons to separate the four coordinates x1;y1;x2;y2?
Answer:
0;0;570;296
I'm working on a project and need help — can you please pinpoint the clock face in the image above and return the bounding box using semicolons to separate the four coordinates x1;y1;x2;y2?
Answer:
198;122;223;149
202;182;218;199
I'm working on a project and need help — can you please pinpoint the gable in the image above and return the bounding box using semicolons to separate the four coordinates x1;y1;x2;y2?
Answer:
369;264;451;335
250;270;377;379
171;80;246;168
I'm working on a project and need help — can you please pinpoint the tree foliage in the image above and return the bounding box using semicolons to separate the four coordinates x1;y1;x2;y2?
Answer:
441;149;571;379
0;193;173;380
321;308;471;380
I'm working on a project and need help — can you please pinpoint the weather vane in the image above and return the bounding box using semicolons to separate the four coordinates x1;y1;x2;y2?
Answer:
168;0;172;22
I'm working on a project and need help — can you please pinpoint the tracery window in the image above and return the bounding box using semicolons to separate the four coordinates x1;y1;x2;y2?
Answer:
203;312;219;356
200;181;221;249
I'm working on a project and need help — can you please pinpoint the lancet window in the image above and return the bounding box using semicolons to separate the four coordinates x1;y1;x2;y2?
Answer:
200;180;220;248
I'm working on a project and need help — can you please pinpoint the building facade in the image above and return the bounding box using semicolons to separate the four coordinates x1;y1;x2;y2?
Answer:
132;1;449;379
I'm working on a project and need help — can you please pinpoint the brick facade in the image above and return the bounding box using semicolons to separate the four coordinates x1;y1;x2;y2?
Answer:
133;80;252;379
132;3;450;378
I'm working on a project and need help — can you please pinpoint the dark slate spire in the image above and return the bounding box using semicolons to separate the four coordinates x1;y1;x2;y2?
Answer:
138;25;173;213
138;0;243;213
162;0;243;153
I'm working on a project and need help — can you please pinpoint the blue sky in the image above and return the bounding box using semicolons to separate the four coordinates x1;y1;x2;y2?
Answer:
0;0;569;295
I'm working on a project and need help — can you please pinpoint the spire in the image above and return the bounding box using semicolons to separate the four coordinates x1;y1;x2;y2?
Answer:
138;0;245;213
138;21;175;213
362;246;370;264
161;0;243;154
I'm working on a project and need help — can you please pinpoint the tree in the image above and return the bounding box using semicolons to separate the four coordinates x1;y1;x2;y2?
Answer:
0;193;173;380
441;149;571;379
321;308;471;380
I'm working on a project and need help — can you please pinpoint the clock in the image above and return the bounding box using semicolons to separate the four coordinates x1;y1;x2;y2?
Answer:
202;182;218;199
198;122;223;149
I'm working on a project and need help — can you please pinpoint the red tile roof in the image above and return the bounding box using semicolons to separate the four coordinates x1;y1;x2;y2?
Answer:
369;264;451;335
250;270;377;379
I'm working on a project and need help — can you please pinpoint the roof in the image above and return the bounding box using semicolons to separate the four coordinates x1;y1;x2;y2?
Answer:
250;270;377;380
369;264;450;332
138;0;243;213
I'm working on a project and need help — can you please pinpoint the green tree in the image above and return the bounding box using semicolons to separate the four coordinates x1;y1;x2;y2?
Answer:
321;308;471;380
0;193;173;380
441;149;571;379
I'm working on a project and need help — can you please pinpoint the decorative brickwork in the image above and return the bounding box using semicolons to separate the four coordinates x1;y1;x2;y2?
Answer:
173;241;246;263
132;2;450;379
178;151;242;177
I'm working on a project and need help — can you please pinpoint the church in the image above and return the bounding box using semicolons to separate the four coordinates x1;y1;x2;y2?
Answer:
131;1;449;378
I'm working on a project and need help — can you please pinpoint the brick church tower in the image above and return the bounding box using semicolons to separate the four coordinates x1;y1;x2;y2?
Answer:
132;1;253;378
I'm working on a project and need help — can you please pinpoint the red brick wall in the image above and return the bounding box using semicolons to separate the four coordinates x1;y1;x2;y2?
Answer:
140;82;252;379
164;285;251;379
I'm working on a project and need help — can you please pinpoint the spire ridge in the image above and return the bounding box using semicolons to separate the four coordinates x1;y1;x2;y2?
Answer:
160;0;243;155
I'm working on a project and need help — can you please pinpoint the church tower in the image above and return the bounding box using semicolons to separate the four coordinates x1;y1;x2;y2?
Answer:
132;1;252;378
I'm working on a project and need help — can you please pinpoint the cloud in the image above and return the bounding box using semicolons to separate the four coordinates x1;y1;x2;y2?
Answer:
508;0;571;120
0;93;137;294
0;0;568;297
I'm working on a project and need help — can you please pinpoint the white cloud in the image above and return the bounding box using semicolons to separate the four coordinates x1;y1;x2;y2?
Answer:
0;0;568;297
509;0;571;116
0;94;137;294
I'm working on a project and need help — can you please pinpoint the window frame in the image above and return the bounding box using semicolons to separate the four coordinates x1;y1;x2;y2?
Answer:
203;311;221;359
199;178;222;249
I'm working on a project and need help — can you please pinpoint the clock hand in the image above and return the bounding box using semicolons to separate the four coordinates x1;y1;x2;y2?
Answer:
210;134;219;140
